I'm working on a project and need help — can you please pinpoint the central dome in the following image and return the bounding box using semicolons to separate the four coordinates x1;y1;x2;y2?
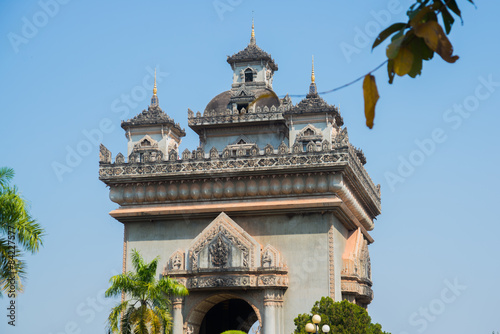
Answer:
205;88;281;113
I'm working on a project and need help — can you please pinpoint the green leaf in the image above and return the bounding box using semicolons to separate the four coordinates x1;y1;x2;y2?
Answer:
372;22;407;50
407;0;431;20
409;37;434;60
409;36;434;61
387;59;395;84
408;54;423;78
445;0;462;19
409;5;434;27
441;6;455;34
386;33;405;59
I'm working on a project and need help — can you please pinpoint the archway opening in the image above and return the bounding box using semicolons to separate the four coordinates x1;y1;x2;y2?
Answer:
199;298;258;334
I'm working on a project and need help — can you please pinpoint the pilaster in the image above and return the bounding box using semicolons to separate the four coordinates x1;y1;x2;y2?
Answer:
172;297;184;334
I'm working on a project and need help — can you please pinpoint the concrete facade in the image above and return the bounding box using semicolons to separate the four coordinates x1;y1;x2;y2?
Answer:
99;27;381;334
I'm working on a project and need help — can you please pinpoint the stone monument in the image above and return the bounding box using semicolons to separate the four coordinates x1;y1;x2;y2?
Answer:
99;22;381;334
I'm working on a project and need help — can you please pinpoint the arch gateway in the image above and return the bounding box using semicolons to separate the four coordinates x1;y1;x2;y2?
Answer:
99;24;381;334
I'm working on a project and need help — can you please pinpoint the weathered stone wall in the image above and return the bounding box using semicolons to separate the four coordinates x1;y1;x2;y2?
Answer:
124;212;347;334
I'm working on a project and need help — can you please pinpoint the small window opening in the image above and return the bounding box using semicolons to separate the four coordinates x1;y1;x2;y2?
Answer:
244;69;253;82
237;103;248;113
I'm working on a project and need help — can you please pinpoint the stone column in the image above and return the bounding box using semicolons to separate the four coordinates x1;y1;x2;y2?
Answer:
263;289;284;334
172;297;184;334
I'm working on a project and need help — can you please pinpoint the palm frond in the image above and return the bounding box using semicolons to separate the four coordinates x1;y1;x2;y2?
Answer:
121;304;135;334
0;238;26;296
0;167;14;188
106;272;138;298
0;187;44;253
160;276;189;297
107;300;129;333
106;250;185;334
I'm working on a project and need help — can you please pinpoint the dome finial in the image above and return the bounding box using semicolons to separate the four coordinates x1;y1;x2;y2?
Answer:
153;68;157;95
311;55;315;83
309;56;317;95
150;68;159;107
250;14;256;45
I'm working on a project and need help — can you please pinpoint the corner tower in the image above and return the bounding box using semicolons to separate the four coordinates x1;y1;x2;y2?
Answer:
119;71;186;163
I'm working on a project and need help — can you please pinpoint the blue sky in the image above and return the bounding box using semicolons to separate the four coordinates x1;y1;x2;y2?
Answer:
1;0;499;333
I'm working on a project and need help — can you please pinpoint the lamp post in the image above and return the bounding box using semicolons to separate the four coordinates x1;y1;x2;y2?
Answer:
305;314;330;334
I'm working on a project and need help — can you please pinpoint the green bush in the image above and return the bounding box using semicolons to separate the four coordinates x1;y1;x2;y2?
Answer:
220;331;247;334
293;297;390;334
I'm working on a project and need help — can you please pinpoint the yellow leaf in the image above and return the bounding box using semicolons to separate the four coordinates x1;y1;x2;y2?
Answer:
248;93;274;107
363;75;379;129
414;21;459;63
393;46;414;76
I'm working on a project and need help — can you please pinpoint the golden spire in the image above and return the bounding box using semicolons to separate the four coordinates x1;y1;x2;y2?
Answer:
250;16;256;45
153;68;157;95
311;55;315;83
309;56;318;95
150;67;159;107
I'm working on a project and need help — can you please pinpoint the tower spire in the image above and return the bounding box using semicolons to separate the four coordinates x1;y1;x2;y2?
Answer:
151;68;159;107
153;68;157;95
250;16;256;45
309;55;317;96
311;55;315;83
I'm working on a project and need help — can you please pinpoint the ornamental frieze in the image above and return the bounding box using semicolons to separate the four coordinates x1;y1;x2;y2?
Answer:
107;172;336;205
169;273;288;290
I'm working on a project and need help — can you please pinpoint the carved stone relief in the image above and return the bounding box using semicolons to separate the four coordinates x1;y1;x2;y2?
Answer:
188;213;261;270
166;249;185;272
99;144;112;164
209;234;230;268
115;152;125;164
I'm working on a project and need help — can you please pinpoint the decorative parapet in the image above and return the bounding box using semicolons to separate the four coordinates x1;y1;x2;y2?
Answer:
100;150;347;180
99;144;111;164
99;141;380;210
187;104;290;127
353;147;366;165
347;144;381;202
99;143;380;229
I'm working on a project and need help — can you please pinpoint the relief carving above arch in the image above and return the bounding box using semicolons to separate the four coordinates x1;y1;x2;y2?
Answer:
165;212;289;292
188;212;261;270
